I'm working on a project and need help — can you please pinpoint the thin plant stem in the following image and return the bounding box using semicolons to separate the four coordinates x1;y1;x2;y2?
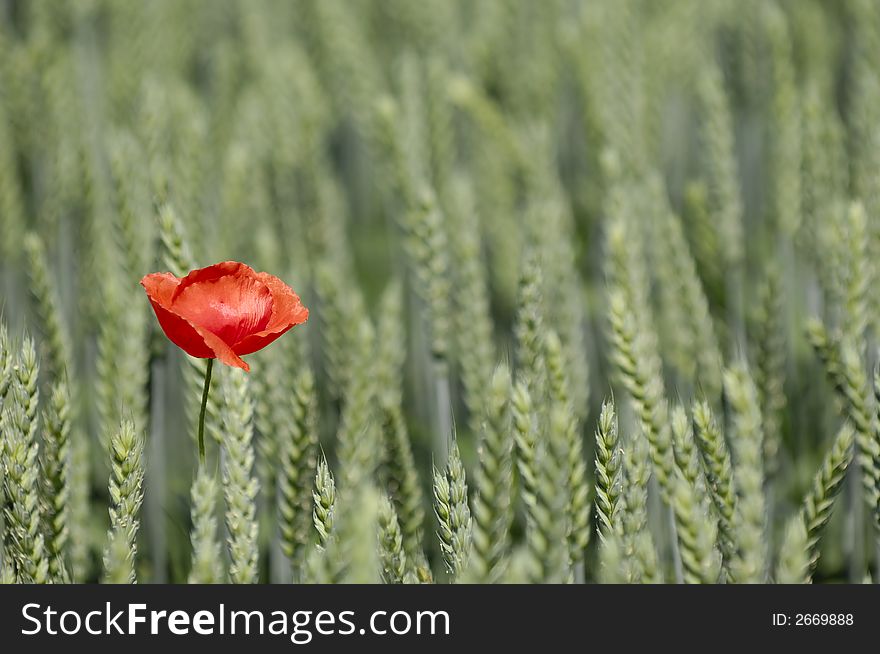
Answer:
198;358;214;466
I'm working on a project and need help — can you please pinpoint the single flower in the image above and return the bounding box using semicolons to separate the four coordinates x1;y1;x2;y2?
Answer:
141;261;308;373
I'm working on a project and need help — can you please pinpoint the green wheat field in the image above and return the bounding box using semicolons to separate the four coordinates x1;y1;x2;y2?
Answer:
1;0;879;585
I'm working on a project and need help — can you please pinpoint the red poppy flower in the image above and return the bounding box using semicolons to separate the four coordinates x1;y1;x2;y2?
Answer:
141;261;308;372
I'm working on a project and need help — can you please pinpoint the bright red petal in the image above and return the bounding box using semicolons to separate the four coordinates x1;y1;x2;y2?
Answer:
141;272;251;371
232;272;309;356
170;261;255;301
171;271;273;349
191;324;251;372
141;271;180;304
142;262;306;372
142;273;213;358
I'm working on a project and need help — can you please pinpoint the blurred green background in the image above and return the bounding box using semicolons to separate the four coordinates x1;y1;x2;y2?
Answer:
0;0;878;583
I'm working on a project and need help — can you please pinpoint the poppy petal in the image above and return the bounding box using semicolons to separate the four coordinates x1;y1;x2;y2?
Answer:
190;323;251;372
232;272;309;356
141;271;180;304
141;262;307;373
141;272;251;371
146;296;216;359
171;273;273;348
142;273;214;359
170;261;255;302
255;272;309;333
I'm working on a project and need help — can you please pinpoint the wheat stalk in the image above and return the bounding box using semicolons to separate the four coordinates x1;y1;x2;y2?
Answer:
619;435;662;584
469;364;514;582
693;400;737;574
766;2;802;238
220;370;260;584
336;317;379;490
373;92;453;372
447;76;521;306
801;83;847;295
23;233;72;380
312;457;336;548
188;466;223;584
606;286;674;498
522;148;591;421
67;433;92;583
378;495;409;584
1;339;49;583
800;422;854;573
595;400;622;541
328;485;381;584
776;515;810;584
838;202;872;346
102;420;145;584
648;178;723;399
447;178;496;437
433;437;471;579
252;353;283;517
40;380;71;582
513;378;570;583
751;266;786;479
514;250;548;413
278;367;319;577
380;402;427;573
697;61;743;271
724;365;767;583
314;259;365;402
671;406;702;494
807;320;880;530
376;281;427;570
598;532;628;584
670;469;721;584
605;209;675;502
546;331;591;571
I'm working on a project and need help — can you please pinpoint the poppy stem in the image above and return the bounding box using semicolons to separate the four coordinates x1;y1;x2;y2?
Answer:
197;358;214;466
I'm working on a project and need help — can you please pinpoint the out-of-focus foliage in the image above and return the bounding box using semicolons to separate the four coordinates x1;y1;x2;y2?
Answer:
0;0;878;584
